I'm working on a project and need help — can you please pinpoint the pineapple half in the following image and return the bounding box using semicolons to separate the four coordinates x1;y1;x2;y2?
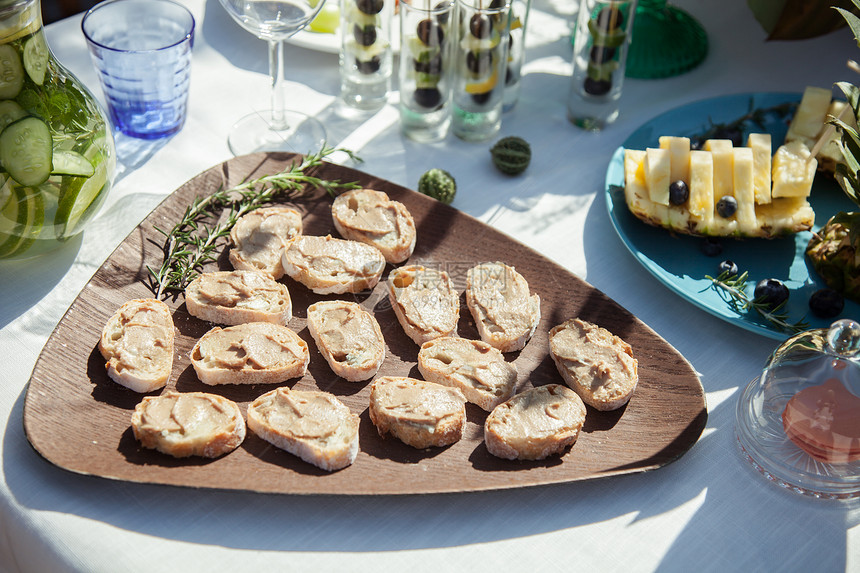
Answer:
624;134;816;238
806;81;860;303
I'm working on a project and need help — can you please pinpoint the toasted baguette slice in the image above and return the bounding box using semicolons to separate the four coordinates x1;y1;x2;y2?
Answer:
369;376;466;449
185;270;292;325
248;387;360;471
387;265;459;345
418;337;517;411
331;188;417;263
190;322;309;385
466;262;541;352
484;384;586;460
229;206;303;279
282;235;385;294
306;300;385;382
99;298;175;393
131;391;245;458
548;318;638;411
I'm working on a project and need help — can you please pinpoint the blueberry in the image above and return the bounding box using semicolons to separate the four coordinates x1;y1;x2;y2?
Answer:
718;260;738;276
669;180;689;206
809;288;844;318
414;87;442;109
754;278;789;308
700;237;723;257
584;77;611;96
356;56;381;74
716;195;738;218
470;14;492;38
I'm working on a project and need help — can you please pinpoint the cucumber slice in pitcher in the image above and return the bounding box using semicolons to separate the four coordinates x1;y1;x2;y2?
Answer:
0;44;24;99
0;181;45;258
0;116;52;187
0;100;27;131
52;150;94;177
54;150;108;237
23;31;48;85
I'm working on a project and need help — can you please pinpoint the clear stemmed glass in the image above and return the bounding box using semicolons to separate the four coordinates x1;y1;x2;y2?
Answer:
218;0;328;155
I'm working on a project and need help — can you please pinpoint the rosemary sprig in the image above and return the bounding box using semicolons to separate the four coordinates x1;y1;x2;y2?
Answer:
705;270;809;334
690;100;797;148
147;146;362;298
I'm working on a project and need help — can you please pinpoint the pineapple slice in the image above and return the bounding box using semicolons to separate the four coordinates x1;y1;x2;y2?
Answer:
733;148;757;234
747;133;772;205
644;148;671;206
704;140;734;202
624;149;666;228
659;136;691;184
786;86;832;148
756;198;815;237
688;149;714;229
772;141;817;198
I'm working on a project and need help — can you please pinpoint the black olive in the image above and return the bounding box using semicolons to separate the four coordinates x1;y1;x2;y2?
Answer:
466;50;493;74
589;45;616;64
417;18;444;45
595;6;623;31
469;13;492;38
584;77;611;95
433;1;451;25
356;0;384;15
471;91;492;105
353;23;377;46
413;54;443;74
414;87;443;109
356;56;381;74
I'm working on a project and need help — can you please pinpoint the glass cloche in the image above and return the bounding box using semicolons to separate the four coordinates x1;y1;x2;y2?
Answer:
736;319;860;499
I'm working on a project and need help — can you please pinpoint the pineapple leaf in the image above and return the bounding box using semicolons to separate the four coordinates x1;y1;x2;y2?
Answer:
829;211;860;246
835;7;860;45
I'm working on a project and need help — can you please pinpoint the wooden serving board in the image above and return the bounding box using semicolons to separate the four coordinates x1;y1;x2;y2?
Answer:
23;153;707;495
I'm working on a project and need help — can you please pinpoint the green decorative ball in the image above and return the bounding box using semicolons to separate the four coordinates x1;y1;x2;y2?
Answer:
417;168;457;204
490;136;531;175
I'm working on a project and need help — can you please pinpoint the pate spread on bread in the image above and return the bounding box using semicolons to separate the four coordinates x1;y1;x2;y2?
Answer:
466;262;541;352
247;386;360;471
229;206;303;279
484;384;586;461
331;188;417;263
368;376;466;449
281;235;385;294
548;318;638;411
417;337;517;411
99;298;175;393
131;391;246;458
190;322;309;385
185;270;292;325
306;300;385;381
387;265;459;345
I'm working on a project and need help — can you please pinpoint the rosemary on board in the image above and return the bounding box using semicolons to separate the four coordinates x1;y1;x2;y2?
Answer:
147;146;361;299
704;270;809;334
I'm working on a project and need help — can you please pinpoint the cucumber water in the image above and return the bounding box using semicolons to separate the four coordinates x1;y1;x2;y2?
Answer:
0;2;115;260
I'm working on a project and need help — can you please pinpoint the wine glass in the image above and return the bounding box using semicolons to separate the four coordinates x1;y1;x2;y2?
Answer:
218;0;328;155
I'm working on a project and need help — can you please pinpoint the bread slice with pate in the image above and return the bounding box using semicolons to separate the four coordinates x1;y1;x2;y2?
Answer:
229;206;303;279
190;322;310;385
368;376;466;449
306;300;385;382
465;261;541;352
387;265;459;345
484;384;586;460
281;235;385;294
131;391;246;458
247;386;360;471
417;336;518;411
99;298;175;393
185;270;292;325
331;188;417;263
548;318;638;411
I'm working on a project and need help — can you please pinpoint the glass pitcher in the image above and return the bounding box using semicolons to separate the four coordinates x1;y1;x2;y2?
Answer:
0;0;115;259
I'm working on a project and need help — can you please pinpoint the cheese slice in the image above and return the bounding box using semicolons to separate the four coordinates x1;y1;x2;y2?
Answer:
688;150;714;228
747;133;772;205
645;147;670;206
659;136;691;184
772;141;817;198
732;147;756;233
704;140;734;201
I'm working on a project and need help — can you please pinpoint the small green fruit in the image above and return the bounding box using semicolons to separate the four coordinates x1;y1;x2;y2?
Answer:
417;168;456;204
490;136;531;175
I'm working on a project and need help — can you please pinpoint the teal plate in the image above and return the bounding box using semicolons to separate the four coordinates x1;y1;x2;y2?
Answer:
605;92;858;340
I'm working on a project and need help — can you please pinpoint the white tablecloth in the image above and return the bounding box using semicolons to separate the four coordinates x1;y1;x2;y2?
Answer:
1;1;858;571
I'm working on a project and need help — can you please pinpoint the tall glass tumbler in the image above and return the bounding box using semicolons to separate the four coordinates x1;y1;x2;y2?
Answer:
451;0;511;142
82;0;195;139
340;0;394;110
502;0;530;111
399;0;454;142
566;0;636;131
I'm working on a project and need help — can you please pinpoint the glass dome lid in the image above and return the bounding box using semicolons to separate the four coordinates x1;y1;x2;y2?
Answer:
736;319;860;499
